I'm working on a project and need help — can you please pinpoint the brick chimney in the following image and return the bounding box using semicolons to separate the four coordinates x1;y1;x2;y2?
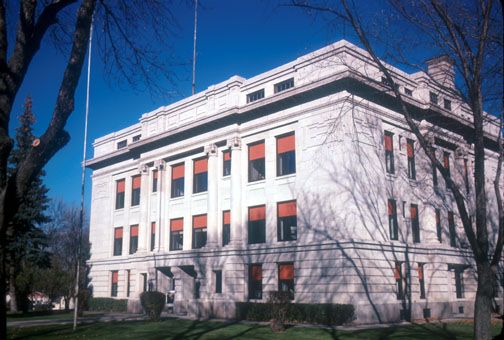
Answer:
426;55;455;88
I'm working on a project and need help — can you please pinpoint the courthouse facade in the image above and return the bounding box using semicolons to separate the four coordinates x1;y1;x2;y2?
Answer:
86;40;502;323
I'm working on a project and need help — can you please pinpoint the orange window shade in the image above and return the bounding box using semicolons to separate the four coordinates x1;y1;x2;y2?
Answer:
172;164;185;180
193;214;207;229
151;222;156;234
223;211;231;225
278;201;296;218
223;150;231;161
384;133;393;151
443;154;450;168
153;170;158;179
112;271;118;283
130;225;139;237
117;179;125;193
249;142;265;160
114;227;123;239
417;264;424;281
132;175;141;189
194;158;208;174
251;265;262;280
388;200;395;216
407;142;414;158
279;263;294;280
410;206;418;219
277;134;295;154
394;264;401;280
249;206;266;221
170;218;184;232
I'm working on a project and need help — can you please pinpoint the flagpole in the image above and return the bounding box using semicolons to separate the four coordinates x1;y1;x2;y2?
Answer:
191;0;198;95
73;13;94;331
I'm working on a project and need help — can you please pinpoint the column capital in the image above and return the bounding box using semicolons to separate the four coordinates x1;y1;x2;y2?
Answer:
154;159;165;171
205;143;218;156
227;136;241;150
455;145;469;159
138;163;149;174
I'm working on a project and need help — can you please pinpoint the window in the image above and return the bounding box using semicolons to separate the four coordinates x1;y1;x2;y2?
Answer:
404;88;413;96
454;267;465;298
126;270;131;297
214;270;222;294
111;271;118;297
192;214;207;249
248;264;262;299
407;139;416;180
443;99;451;111
410;204;420;243
131;175;141;206
429;91;438;105
464;159;470;193
394;262;404;300
248;141;265;182
222;211;231;246
435;209;442;242
384;131;395;174
418;263;426;299
113;227;123;256
276;133;296;176
129;225;138;254
448;211;456;247
274;78;294;93
432;164;438;187
193;157;208;193
278;200;297;241
278;263;295;300
150;222;156;251
171;163;185;198
117;139;127;149
115;179;125;209
388;199;399;241
443;152;451;178
170;218;184;251
142;273;147;292
152;170;158;193
132;134;141;142
247;89;264;103
248;205;266;244
223;150;231;176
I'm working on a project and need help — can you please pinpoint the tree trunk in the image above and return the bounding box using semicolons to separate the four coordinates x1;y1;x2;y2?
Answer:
474;262;495;340
64;297;69;311
8;260;17;313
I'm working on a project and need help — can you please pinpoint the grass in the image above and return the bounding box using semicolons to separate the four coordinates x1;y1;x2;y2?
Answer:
7;318;502;340
7;311;103;322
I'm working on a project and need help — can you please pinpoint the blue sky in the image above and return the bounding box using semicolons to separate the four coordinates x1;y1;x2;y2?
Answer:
11;0;353;209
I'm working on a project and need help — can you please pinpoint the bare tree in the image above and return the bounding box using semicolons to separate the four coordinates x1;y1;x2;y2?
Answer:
0;0;180;336
290;0;503;339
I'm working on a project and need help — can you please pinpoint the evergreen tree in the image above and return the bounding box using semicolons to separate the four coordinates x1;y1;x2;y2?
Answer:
7;97;51;312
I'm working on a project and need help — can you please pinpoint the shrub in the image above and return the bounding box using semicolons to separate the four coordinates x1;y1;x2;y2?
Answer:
140;291;165;321
88;298;128;312
236;302;355;325
268;291;292;332
78;289;91;315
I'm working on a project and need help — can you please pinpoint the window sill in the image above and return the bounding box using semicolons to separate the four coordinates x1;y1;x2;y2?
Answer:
114;208;125;213
247;179;266;187
275;173;296;182
222;175;231;180
169;196;185;203
385;173;397;180
191;191;208;198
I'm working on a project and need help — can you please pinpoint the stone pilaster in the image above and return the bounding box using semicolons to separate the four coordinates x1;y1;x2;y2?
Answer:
205;143;219;248
137;163;149;252
228;136;243;246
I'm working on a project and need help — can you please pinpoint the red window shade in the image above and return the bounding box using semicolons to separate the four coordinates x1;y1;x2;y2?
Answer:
130;225;138;237
443;153;450;168
223;211;231;225
170;218;184;232
417;264;424;281
193;214;207;229
153;170;158;180
388;200;395;216
117;180;125;193
278;201;296;217
249;206;266;221
112;271;118;283
249;142;265;160
279;263;294;280
223;150;231;161
114;227;123;239
251;265;262;280
132;175;141;189
151;222;156;234
407;141;414;158
394;263;401;280
277;134;295;154
172;164;185;180
410;205;418;219
384;133;393;151
194;158;208;174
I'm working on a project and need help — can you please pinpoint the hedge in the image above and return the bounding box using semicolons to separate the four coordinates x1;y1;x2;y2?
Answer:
88;298;128;312
235;302;355;325
140;292;165;321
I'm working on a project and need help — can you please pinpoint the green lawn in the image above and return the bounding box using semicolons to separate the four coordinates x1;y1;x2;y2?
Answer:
7;311;103;322
7;318;502;340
